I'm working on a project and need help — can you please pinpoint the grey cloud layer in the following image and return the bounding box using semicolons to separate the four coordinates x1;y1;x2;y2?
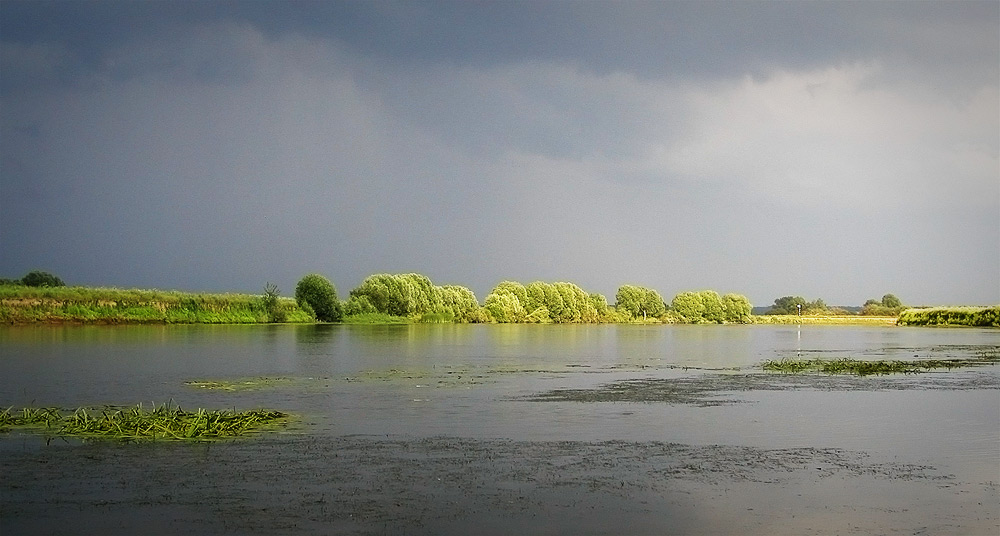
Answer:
1;2;997;305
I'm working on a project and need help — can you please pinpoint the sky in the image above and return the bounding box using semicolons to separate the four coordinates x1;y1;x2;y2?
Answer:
1;0;997;307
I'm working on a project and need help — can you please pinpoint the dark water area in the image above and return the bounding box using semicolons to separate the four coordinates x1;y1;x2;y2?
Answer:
2;324;998;534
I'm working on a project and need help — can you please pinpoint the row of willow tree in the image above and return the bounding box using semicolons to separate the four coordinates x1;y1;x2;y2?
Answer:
293;272;753;324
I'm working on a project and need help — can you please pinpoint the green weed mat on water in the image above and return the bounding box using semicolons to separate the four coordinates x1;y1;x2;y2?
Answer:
0;403;288;440
762;352;999;376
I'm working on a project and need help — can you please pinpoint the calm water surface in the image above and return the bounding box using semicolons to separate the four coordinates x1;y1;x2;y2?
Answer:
2;324;998;535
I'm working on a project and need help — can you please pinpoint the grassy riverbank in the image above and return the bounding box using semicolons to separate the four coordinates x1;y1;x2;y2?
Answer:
342;312;412;324
0;285;313;324
4;283;991;328
897;306;1000;327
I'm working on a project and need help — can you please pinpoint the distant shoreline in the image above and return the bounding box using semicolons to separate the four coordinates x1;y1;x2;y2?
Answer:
2;284;994;327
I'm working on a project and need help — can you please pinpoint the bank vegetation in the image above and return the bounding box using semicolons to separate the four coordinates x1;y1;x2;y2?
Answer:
4;270;989;327
0;284;312;324
897;306;1000;327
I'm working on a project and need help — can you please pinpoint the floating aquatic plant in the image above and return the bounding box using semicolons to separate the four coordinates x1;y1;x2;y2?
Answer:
0;406;63;431
0;403;288;441
185;377;297;391
762;354;999;376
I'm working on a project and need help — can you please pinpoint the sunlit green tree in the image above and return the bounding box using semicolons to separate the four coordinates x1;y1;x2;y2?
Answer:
484;290;525;323
616;285;666;320
553;282;582;322
343;294;377;316
524;281;548;314
699;290;725;323
541;283;565;320
882;294;902;309
524;305;553;323
722;293;752;323
493;281;527;307
615;285;643;320
350;274;394;314
402;273;443;315
438;285;481;322
861;293;905;316
803;298;829;314
671;291;705;321
589;292;610;319
770;296;807;315
642;288;667;318
349;273;446;318
485;280;613;323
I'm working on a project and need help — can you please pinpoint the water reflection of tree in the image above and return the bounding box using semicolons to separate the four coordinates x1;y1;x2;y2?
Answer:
294;323;339;346
615;325;756;369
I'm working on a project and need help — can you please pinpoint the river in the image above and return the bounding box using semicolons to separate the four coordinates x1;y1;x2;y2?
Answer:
2;323;998;534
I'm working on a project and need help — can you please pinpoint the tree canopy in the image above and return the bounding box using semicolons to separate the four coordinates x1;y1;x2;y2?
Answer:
769;296;807;315
615;285;666;320
20;270;65;287
671;290;752;323
348;273;481;322
881;293;902;309
295;273;341;322
721;293;753;323
438;284;483;322
484;280;612;323
861;293;906;316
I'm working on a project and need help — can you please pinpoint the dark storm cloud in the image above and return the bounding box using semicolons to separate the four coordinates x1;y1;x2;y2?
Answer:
5;1;996;84
1;1;997;305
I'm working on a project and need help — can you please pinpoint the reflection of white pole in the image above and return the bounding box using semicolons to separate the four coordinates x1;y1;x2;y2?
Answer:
797;326;802;357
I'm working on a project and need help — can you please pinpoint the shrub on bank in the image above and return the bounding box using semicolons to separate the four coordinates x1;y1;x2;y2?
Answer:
2;270;66;288
295;274;342;322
